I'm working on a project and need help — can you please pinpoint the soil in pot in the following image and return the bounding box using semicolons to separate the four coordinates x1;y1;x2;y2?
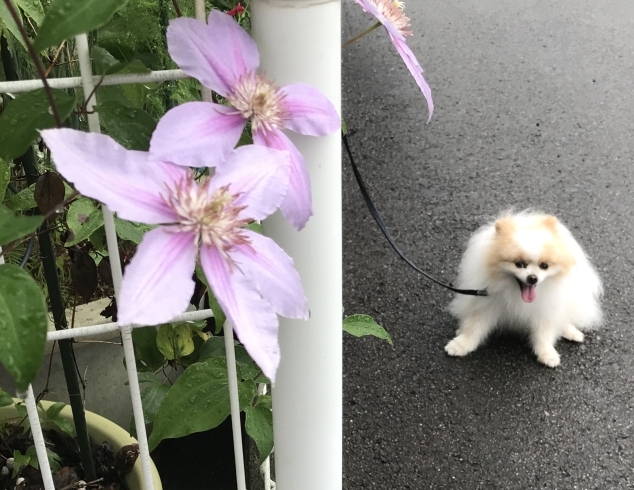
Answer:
0;422;139;490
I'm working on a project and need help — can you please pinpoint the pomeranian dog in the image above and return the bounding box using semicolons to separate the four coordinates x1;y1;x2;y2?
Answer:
446;210;603;367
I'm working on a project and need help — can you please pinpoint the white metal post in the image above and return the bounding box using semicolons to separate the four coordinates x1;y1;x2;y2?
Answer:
251;2;343;489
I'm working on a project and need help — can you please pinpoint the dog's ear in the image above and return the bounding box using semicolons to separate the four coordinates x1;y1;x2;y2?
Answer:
542;215;559;231
494;218;514;236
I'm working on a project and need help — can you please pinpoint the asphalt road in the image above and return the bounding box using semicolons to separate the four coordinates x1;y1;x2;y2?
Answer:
342;1;634;489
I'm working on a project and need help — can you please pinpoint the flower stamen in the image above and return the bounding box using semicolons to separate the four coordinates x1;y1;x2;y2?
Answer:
163;174;253;265
372;0;412;37
226;72;289;133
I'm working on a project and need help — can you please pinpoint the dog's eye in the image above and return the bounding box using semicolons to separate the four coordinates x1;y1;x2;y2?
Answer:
515;261;527;269
539;262;549;270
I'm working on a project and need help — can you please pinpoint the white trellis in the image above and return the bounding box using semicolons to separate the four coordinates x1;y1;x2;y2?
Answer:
0;0;342;489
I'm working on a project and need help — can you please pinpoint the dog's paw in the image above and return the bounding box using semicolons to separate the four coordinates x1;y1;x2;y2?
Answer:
445;336;475;357
536;347;561;368
562;324;584;343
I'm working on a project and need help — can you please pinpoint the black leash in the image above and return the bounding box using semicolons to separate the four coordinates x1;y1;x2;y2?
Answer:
342;132;488;297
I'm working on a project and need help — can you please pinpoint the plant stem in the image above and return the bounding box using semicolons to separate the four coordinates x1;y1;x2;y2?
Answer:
44;41;66;76
342;21;382;49
3;0;63;127
34;177;98;483
0;19;97;481
171;0;183;17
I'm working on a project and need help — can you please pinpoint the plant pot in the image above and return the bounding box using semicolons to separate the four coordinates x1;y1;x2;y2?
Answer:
0;400;162;490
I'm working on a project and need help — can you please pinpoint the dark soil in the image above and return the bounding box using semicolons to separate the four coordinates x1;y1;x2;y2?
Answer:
0;425;138;490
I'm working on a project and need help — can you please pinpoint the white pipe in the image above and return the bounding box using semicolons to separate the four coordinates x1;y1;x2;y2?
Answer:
20;385;55;490
223;322;247;490
0;69;189;94
46;308;214;342
75;34;155;490
251;2;342;490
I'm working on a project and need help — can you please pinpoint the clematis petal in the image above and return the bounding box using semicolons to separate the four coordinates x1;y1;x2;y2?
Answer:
281;84;340;137
200;246;281;382
232;231;308;319
117;227;198;327
167;12;259;95
149;102;246;168
41;128;180;224
211;145;291;221
253;130;312;230
390;34;434;121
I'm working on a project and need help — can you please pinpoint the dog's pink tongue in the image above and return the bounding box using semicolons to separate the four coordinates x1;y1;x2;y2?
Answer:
521;284;536;303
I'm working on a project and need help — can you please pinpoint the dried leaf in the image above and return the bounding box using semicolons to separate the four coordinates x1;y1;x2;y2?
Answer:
34;171;65;219
71;250;98;301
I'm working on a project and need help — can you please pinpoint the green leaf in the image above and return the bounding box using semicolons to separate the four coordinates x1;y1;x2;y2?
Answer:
24;446;62;472
0;89;75;161
0;204;42;246
12;449;31;478
46;401;65;420
198;336;226;360
96;101;156;151
49;415;75;438
244;405;274;465
0;158;10;202
15;0;44;25
343;314;393;345
255;394;272;410
148;357;256;450
4;186;36;212
114;217;152;243
179;332;206;368
0;3;27;50
45;402;76;436
65;197;103;246
0;387;13;407
97;60;152;109
33;0;131;51
245;221;263;234
137;371;161;385
132;327;165;373
0;264;48;391
46;448;62;472
198;337;268;383
156;323;194;361
198;337;251;366
140;382;169;425
92;45;119;74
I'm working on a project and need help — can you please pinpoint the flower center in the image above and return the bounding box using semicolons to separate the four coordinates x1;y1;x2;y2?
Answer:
226;72;289;133
372;0;412;37
163;174;252;259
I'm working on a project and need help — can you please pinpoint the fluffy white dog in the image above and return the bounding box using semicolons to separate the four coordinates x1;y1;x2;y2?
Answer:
446;211;603;367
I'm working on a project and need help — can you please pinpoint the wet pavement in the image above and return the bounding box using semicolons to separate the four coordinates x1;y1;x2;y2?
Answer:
342;0;634;488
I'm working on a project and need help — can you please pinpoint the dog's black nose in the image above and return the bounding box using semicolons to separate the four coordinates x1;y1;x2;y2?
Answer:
527;275;538;285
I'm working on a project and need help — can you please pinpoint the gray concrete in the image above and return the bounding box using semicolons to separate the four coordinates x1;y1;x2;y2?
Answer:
0;298;134;429
342;1;634;489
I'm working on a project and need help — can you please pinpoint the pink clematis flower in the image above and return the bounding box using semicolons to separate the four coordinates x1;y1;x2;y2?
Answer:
41;128;308;381
354;0;433;121
149;10;341;230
